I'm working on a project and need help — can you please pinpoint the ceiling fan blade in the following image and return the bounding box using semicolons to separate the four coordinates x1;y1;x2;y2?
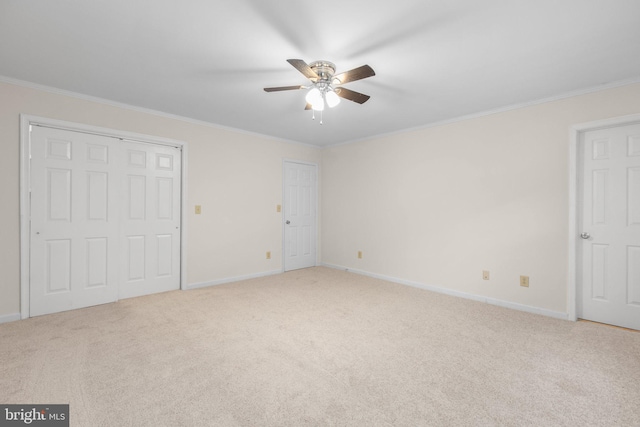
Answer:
263;85;304;92
287;59;319;81
304;103;312;110
336;87;371;104
332;65;375;84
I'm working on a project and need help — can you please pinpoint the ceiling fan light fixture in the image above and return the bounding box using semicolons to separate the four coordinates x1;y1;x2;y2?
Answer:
325;89;340;108
305;87;322;106
305;86;325;111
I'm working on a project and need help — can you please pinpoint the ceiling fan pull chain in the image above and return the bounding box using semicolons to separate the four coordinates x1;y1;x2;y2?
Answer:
320;109;323;125
311;110;315;121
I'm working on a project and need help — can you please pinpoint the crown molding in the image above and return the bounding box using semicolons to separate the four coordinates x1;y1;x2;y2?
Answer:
0;75;320;149
327;76;640;148
3;74;639;150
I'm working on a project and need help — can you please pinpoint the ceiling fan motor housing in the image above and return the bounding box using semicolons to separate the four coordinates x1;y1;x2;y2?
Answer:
309;61;336;82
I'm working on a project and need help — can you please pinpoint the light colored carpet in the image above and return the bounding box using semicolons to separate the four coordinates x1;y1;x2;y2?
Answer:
1;266;639;426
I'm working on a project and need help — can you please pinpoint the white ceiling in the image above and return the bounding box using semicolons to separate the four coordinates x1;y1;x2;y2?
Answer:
1;0;640;147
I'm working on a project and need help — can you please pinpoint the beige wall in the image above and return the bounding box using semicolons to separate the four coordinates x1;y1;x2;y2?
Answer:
3;80;640;320
321;83;640;314
0;81;321;318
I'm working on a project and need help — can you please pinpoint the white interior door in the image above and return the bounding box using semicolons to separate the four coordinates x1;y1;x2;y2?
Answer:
30;126;120;316
119;142;181;299
579;123;640;330
284;161;317;271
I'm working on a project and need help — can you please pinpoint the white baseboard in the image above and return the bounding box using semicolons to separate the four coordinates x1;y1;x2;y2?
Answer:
322;263;568;321
0;312;21;324
187;269;282;290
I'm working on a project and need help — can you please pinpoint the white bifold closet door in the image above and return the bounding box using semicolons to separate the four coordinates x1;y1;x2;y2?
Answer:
119;141;181;299
30;127;120;316
29;126;181;317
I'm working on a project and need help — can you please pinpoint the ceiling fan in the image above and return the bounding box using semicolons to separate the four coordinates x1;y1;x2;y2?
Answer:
264;59;375;121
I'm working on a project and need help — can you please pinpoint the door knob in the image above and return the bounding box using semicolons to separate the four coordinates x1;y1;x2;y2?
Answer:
580;232;590;239
286;220;290;225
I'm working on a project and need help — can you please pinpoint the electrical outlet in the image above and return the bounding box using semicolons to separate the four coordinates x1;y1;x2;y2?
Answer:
520;275;529;287
358;251;363;259
266;251;271;260
195;205;201;215
482;270;490;280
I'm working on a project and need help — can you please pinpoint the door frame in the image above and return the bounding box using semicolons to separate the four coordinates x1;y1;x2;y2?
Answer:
568;113;640;321
19;115;189;319
281;159;319;272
